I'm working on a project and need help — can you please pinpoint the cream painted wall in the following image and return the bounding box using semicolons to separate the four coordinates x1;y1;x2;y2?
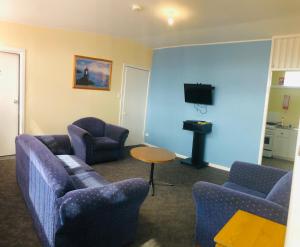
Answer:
0;21;152;134
268;71;300;127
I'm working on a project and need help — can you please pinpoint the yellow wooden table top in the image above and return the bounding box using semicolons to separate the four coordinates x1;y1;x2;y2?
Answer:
130;147;176;164
214;210;286;247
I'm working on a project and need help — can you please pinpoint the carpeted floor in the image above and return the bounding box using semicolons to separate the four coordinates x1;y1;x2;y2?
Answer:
262;157;294;171
0;150;228;247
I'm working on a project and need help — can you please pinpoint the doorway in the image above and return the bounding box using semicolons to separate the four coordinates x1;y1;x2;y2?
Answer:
261;70;300;171
120;66;150;146
0;49;25;156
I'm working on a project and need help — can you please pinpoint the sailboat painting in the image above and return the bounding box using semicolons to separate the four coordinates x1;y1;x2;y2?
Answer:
74;55;112;90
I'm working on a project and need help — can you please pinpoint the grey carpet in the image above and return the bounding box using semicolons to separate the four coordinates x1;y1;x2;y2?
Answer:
0;150;228;247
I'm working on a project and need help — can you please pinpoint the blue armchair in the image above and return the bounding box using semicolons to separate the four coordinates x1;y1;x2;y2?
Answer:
68;117;129;165
193;161;292;247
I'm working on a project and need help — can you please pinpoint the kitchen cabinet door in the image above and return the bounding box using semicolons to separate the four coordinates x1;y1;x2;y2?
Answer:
273;129;290;159
288;130;298;160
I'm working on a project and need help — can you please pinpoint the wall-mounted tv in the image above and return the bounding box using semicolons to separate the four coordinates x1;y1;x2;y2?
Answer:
184;83;214;105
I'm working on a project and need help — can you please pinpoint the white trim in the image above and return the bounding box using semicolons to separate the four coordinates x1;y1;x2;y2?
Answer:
19;50;26;134
208;163;231;172
143;71;151;140
271;68;300;72
143;142;157;148
257;37;275;164
143;142;230;172
119;64;127;125
121;64;150;72
174;152;188;159
272;34;300;39
154;38;271;50
119;65;151;144
271;85;300;89
0;47;26;135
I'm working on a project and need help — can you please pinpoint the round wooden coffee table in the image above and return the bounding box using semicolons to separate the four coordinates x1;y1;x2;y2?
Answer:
130;146;176;196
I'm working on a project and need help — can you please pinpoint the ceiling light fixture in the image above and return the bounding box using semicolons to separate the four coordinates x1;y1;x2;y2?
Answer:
166;9;176;26
167;16;174;26
132;4;143;11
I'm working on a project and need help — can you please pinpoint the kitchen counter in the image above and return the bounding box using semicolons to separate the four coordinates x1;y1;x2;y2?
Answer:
276;125;298;131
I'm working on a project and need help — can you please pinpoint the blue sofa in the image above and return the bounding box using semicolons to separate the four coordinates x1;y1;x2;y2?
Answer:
68;117;129;165
16;134;149;247
193;161;292;247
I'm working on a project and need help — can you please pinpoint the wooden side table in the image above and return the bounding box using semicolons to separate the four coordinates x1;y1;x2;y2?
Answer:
130;146;176;196
214;210;286;247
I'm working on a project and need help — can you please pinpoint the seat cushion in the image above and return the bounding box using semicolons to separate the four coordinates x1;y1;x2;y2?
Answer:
57;155;93;175
266;172;293;208
223;182;267;198
93;137;119;150
71;171;110;189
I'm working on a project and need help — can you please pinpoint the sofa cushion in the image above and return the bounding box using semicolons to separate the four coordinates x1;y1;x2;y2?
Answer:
266;172;293;208
93;137;119;150
223;182;267;198
71;171;110;189
73;117;106;137
57;155;93;175
36;135;73;155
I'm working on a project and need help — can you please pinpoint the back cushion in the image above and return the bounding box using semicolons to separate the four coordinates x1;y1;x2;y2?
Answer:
73;117;106;137
36;135;73;155
266;172;293;208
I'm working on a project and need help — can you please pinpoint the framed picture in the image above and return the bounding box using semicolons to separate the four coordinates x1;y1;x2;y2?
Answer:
278;77;285;85
73;55;112;90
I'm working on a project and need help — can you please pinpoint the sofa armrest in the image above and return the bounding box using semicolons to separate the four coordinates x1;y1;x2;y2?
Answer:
67;125;94;163
193;181;288;225
105;124;129;145
56;178;149;247
192;181;288;247
229;161;288;194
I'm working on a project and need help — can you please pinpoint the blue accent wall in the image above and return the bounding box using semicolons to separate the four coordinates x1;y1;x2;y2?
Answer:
145;41;272;168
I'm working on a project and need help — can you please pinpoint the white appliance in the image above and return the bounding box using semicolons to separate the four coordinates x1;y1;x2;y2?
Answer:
263;123;276;158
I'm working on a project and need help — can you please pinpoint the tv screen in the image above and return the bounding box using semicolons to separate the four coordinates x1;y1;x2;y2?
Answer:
184;84;214;105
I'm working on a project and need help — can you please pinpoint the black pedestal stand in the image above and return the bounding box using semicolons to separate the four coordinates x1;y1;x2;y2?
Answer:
181;132;208;169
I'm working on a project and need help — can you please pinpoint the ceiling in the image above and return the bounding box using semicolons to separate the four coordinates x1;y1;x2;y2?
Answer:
0;0;300;48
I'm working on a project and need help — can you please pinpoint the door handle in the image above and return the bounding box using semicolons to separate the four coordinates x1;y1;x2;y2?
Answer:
13;99;19;104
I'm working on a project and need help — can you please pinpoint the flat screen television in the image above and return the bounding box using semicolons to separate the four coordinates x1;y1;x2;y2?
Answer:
184;83;214;105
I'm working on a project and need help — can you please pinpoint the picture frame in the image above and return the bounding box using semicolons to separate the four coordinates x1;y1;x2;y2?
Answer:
73;55;112;90
278;77;285;86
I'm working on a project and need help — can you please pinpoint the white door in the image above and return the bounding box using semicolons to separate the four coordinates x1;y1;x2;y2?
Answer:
121;66;150;146
0;52;20;156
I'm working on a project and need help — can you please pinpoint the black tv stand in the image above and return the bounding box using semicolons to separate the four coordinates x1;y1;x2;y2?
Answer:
181;120;212;169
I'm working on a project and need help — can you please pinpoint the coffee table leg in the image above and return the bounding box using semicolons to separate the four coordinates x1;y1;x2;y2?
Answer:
149;163;155;196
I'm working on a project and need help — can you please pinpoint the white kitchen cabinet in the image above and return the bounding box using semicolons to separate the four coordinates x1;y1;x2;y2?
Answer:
273;128;298;161
273;129;290;159
288;129;298;159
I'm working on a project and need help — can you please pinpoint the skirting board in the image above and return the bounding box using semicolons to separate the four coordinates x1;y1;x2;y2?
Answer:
143;142;230;172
